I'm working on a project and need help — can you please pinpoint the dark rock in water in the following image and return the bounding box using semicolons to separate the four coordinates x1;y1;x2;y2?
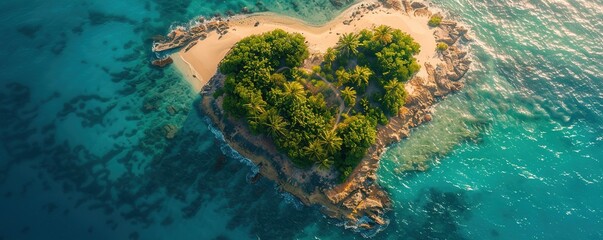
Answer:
151;57;173;68
17;24;42;39
250;172;262;184
142;99;157;113
330;0;344;7
166;105;177;115
116;52;140;62
241;7;251;14
410;1;426;9
88;11;136;25
163;124;178;139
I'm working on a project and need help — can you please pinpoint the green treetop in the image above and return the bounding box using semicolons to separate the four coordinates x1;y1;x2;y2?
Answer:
216;27;420;181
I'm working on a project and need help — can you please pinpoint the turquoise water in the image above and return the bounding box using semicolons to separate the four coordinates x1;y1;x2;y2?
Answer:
379;1;603;239
0;0;601;239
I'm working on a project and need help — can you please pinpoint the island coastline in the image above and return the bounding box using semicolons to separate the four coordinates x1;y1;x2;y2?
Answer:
171;0;443;93
156;0;472;234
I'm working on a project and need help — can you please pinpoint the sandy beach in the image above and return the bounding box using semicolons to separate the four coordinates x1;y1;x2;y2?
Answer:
173;0;441;92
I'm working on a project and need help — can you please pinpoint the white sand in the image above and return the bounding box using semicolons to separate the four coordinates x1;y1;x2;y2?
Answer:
174;0;441;92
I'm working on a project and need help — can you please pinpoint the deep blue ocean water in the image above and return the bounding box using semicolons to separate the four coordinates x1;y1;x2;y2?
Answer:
0;0;601;239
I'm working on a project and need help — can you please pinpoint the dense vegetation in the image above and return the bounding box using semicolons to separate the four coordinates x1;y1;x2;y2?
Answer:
428;15;442;27
437;42;449;51
217;27;420;181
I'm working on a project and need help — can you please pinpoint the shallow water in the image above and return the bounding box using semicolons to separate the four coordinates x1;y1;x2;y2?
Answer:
0;0;601;239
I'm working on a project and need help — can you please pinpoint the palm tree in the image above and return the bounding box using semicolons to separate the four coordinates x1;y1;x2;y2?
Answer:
248;109;267;133
372;25;393;45
304;141;325;162
244;94;266;116
323;47;337;69
352;66;372;90
283;81;306;102
384;78;403;92
319;130;342;154
318;158;334;170
340;86;357;107
336;33;360;57
382;79;407;114
335;68;350;87
263;109;287;137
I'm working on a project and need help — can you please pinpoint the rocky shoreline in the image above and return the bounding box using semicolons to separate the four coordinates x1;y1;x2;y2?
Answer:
323;2;472;230
152;17;231;53
166;0;472;234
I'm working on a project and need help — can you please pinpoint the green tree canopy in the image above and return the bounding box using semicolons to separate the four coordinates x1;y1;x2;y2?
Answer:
336;33;361;57
263;108;288;137
372;25;393;45
319;130;343;155
382;79;407;115
216;27;421;181
351;65;373;90
337;115;377;166
340;86;357;107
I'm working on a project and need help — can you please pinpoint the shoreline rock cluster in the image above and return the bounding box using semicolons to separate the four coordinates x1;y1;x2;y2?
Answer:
151;56;173;68
152;17;231;53
173;0;472;234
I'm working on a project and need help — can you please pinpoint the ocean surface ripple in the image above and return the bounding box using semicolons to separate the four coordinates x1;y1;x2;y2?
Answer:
379;0;603;239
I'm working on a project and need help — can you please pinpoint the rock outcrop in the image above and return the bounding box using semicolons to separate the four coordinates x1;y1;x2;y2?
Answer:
380;0;403;10
410;1;426;9
151;56;173;68
152;18;230;53
163;124;178;139
414;8;432;17
435;18;471;46
402;0;413;15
